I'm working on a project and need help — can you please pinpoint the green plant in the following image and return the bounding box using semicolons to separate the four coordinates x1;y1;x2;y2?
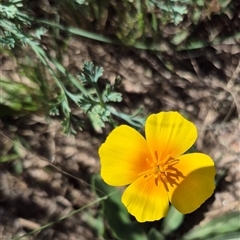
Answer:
0;0;144;134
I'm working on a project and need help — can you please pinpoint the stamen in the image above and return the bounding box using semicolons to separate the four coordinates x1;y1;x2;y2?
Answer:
161;154;170;165
139;152;184;190
155;151;162;165
138;169;152;177
165;158;179;167
146;157;154;167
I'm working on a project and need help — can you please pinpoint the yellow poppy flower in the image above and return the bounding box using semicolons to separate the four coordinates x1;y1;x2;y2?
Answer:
99;111;216;222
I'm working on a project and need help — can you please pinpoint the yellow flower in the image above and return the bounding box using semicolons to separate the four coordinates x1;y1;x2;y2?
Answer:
99;111;216;222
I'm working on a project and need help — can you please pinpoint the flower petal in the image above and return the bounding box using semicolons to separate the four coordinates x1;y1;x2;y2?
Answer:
99;125;151;186
145;111;197;160
122;176;169;222
168;153;216;214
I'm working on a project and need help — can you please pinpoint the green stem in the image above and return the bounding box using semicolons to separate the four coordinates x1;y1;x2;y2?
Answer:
11;195;111;240
92;82;105;107
108;107;145;128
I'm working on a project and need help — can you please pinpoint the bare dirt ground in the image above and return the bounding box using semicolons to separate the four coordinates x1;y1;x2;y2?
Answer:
1;36;240;240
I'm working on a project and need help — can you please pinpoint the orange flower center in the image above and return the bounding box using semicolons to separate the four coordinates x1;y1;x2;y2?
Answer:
139;151;184;191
